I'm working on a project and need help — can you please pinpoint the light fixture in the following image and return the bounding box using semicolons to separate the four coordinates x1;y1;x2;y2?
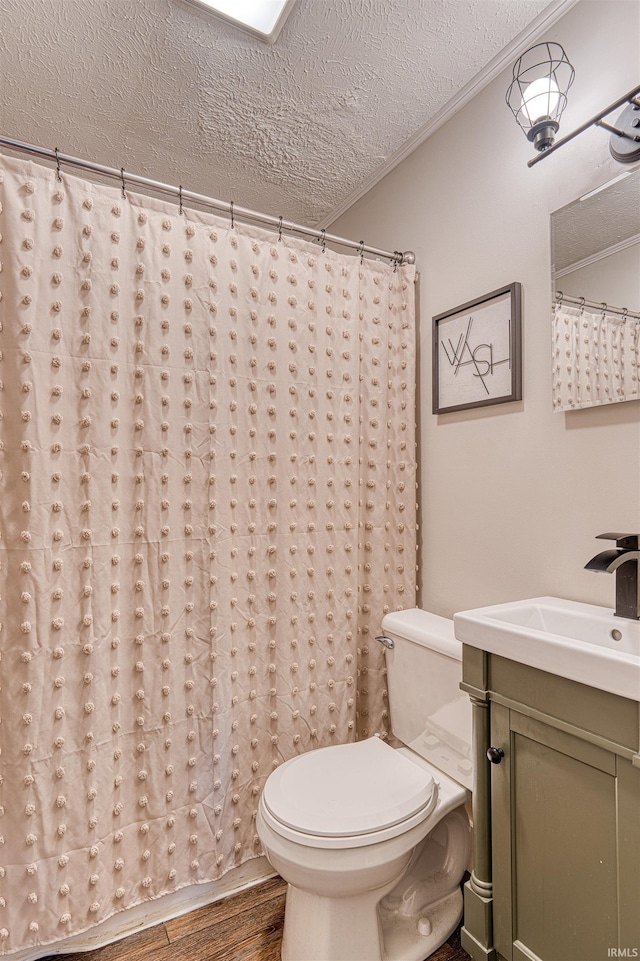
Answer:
184;0;298;44
506;42;575;152
507;43;640;168
607;98;640;164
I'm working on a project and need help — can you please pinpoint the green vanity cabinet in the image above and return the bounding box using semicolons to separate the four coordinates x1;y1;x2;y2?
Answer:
460;646;640;961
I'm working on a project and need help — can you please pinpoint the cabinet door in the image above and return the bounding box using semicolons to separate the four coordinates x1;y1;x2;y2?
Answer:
491;705;620;961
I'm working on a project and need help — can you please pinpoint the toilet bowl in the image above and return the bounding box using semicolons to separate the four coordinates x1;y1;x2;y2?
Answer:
256;609;473;961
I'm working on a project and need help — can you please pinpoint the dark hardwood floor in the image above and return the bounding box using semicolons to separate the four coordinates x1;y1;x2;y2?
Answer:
41;876;470;961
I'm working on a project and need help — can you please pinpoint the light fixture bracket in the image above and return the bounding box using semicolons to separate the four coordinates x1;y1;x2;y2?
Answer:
605;99;640;164
527;118;559;151
527;85;640;167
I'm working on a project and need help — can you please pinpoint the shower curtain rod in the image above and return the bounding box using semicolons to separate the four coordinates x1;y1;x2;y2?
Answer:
0;135;415;266
555;291;640;321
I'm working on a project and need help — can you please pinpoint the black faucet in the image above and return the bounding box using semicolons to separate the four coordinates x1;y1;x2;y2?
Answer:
585;532;640;620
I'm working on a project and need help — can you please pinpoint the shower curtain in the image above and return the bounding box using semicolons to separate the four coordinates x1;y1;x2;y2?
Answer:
553;300;640;410
0;153;416;954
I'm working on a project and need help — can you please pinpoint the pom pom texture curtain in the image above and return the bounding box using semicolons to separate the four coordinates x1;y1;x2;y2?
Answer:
553;301;640;410
0;154;416;954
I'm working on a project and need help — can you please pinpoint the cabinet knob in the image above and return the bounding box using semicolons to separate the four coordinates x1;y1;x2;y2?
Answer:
487;747;505;764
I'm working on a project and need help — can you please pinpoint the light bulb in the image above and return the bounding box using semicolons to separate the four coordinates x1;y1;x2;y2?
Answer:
521;76;560;125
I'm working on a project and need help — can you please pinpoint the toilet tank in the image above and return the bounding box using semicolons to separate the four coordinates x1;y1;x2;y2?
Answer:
381;608;473;790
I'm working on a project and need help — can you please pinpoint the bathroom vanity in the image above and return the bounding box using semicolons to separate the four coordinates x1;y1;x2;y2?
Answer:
455;598;640;961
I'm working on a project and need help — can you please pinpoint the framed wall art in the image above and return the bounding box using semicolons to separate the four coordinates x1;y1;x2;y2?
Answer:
432;282;522;414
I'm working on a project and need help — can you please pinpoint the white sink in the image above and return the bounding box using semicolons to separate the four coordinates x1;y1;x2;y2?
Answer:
454;596;640;702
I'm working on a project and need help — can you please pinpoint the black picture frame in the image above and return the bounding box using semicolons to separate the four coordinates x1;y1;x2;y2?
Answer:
432;282;522;414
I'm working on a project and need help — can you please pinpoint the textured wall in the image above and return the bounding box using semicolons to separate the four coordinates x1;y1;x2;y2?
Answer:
331;0;640;617
0;0;548;226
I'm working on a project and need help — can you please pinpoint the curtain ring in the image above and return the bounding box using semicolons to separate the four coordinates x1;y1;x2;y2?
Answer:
230;200;235;230
579;296;585;311
120;168;126;200
179;185;183;216
321;229;326;254
358;240;364;265
556;290;563;305
54;147;62;183
278;215;283;242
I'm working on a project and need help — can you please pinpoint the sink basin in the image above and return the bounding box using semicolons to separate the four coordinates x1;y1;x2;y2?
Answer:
454;596;640;702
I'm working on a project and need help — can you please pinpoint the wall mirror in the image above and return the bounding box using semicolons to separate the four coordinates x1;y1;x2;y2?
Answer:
550;168;640;411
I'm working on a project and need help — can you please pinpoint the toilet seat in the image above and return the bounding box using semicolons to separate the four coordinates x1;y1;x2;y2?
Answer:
261;736;438;849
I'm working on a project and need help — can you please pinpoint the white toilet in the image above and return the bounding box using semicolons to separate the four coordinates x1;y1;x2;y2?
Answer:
256;609;473;961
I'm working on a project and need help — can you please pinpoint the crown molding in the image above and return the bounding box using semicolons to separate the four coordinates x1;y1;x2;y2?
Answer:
322;0;580;229
554;233;640;279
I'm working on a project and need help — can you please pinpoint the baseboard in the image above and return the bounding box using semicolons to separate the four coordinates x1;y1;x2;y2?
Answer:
6;857;277;961
461;925;499;961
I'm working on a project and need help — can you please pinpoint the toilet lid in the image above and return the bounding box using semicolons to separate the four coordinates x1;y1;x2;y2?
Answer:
262;736;436;838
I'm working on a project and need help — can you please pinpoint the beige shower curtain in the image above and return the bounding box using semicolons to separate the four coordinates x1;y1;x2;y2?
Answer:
552;300;640;410
0;153;416;955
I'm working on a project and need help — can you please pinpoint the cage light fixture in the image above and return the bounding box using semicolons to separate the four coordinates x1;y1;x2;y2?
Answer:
184;0;298;43
508;43;640;168
506;42;575;152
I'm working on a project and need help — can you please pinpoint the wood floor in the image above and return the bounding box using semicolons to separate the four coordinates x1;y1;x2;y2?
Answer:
41;876;470;961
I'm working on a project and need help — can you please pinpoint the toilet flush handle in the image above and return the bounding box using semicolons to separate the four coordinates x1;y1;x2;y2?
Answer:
375;634;395;650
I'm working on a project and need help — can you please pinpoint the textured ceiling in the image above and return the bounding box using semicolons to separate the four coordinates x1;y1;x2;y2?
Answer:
552;169;640;272
1;0;554;226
